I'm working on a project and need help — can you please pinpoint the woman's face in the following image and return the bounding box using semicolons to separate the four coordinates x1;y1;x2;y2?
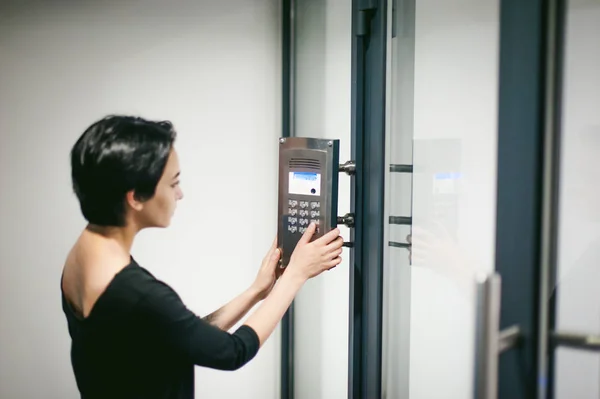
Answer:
132;148;184;229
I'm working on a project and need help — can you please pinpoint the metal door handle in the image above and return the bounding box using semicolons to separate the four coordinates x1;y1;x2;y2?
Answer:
339;160;356;175
389;164;413;173
550;331;600;351
473;273;522;399
473;273;501;399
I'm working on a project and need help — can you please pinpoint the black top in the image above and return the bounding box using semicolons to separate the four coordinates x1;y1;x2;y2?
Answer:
61;257;260;399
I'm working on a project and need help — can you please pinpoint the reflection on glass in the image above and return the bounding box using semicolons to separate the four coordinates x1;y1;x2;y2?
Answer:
382;1;415;397
383;0;500;398
553;1;600;398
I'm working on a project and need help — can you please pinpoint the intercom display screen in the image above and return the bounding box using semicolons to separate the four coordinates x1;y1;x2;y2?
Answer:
289;172;321;196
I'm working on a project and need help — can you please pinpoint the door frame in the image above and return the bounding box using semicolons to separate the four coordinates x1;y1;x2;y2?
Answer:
280;1;295;398
348;0;388;398
494;0;565;397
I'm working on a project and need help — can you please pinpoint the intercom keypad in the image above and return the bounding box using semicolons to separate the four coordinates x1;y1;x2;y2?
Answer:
287;197;321;235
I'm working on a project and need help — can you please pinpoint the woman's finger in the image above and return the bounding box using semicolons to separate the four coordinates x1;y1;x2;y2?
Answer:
315;227;340;245
324;236;344;252
271;248;281;262
326;248;343;259
297;222;317;245
325;257;342;270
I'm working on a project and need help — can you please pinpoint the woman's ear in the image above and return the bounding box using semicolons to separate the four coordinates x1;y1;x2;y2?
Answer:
125;190;144;212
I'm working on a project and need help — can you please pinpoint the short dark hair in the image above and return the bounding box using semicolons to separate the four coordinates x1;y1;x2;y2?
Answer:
70;115;177;227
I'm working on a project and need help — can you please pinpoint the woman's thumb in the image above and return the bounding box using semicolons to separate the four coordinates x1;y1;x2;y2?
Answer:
271;248;281;261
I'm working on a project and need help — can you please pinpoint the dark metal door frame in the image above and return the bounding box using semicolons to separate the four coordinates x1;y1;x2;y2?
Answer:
280;1;295;398
494;0;566;397
348;0;388;398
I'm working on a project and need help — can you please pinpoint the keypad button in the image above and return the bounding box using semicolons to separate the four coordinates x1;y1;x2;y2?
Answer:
299;209;308;217
310;201;320;209
300;201;309;209
288;225;298;233
288;199;298;207
310;219;320;225
289;208;298;216
310;210;320;218
289;217;297;225
299;218;309;226
299;227;307;234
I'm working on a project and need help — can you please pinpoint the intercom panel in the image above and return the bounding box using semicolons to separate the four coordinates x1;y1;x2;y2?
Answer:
277;137;340;276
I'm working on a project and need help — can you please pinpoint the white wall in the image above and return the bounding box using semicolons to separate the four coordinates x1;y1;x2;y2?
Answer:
293;1;352;398
0;1;282;398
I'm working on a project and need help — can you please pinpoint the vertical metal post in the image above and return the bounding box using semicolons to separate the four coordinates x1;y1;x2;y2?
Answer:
537;0;566;397
473;273;502;399
494;0;552;396
349;0;387;398
281;0;295;398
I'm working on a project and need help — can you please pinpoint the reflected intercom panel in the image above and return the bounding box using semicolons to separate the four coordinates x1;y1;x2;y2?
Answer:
277;137;340;276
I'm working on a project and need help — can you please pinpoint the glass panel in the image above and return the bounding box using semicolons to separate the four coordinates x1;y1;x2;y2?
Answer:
383;0;501;397
293;1;352;398
553;1;600;398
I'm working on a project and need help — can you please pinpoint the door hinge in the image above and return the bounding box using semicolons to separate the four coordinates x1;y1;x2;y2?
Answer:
357;0;377;37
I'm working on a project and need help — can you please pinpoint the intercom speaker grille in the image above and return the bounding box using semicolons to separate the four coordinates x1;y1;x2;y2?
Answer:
289;158;321;170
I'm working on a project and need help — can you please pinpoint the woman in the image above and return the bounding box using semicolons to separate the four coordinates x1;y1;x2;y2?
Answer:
61;115;343;399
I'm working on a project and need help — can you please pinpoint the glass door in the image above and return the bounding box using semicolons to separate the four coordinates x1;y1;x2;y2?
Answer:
380;0;599;398
382;0;502;397
548;1;600;398
281;0;595;398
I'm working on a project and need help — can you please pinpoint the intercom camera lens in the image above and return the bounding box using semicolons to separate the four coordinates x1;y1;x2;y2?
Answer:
311;188;316;194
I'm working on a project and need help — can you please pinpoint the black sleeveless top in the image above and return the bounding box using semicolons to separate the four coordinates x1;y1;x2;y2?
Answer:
61;258;260;398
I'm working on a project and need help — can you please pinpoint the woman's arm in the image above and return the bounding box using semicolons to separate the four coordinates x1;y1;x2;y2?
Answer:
244;224;343;346
203;237;283;331
242;266;305;346
141;280;261;371
203;286;262;331
140;224;342;371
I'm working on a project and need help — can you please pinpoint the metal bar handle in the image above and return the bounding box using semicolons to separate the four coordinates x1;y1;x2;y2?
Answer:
473;273;522;399
551;331;600;352
389;216;412;225
389;164;413;173
473;272;502;399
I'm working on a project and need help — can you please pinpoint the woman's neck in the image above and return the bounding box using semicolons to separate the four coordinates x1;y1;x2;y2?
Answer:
85;223;138;254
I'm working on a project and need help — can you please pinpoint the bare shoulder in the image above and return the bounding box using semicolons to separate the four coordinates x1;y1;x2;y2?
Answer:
62;236;131;319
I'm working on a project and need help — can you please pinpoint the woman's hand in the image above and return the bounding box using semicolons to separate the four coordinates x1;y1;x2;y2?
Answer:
243;224;343;348
287;223;343;281
252;237;281;300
